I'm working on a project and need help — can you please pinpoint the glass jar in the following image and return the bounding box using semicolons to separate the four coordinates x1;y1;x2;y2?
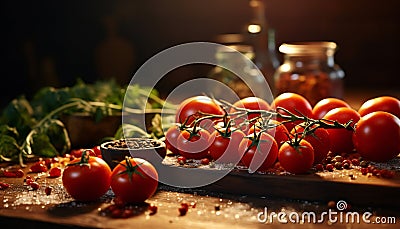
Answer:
274;42;345;105
208;44;266;99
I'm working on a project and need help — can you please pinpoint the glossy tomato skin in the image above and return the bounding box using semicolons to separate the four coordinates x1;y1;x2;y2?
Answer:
358;96;400;118
239;133;278;172
312;98;351;119
353;111;400;162
165;125;182;155
111;158;159;203
271;92;313;132
175;96;224;125
322;107;360;154
278;139;314;174
208;128;246;164
248;119;289;148
62;156;112;202
176;129;212;159
291;124;330;164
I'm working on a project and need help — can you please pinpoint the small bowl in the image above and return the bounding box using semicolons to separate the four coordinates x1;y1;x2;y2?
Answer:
100;138;167;169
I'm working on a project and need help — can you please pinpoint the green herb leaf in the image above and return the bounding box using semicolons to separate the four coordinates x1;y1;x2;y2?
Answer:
0;134;21;161
30;132;59;158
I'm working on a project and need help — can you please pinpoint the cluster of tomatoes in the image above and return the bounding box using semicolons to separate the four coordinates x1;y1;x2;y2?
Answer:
164;93;400;175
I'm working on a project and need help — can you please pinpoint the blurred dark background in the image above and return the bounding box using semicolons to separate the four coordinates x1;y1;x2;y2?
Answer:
1;0;399;109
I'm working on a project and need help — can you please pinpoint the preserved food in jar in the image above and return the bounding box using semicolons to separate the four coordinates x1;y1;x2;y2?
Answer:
274;42;344;105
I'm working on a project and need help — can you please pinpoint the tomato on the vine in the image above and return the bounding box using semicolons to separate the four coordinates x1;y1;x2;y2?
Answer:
291;123;330;164
62;152;112;202
208;127;246;164
175;96;224;126
312;97;351;119
248;119;289;148
238;132;278;172
271;92;313;132
358;96;400;118
353;111;400;162
322;107;360;154
111;157;158;203
278;139;314;174
176;129;212;159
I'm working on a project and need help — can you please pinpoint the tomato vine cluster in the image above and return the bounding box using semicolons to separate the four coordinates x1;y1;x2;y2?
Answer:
164;93;400;175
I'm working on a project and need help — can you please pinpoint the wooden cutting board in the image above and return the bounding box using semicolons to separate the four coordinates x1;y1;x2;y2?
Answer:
161;156;400;209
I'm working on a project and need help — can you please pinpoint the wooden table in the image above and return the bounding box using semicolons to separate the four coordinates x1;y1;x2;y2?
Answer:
1;88;400;228
1;158;399;229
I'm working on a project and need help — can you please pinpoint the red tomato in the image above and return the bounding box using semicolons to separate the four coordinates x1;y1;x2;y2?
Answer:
165;125;182;155
62;155;112;202
291;124;330;164
312;97;351;119
208;128;246;164
353;111;400;162
239;132;278;172
322;107;360;154
176;129;212;159
229;97;270;129
278;139;314;174
248;119;289;148
271;92;313;132
358;96;400;118
111;157;158;203
175;96;224;125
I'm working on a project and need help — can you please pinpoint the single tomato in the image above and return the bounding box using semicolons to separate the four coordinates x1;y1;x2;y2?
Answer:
176;129;212;159
353;111;400;162
111;157;159;203
239;132;278;172
208;127;246;164
175;96;224;126
322;107;360;154
358;96;400;118
278;139;314;174
62;153;112;202
271;92;313;132
312;97;351;119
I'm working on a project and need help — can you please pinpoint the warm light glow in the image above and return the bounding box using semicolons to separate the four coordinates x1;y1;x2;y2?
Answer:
248;24;261;34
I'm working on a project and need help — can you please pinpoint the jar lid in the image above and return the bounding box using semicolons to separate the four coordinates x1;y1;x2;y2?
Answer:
279;41;337;56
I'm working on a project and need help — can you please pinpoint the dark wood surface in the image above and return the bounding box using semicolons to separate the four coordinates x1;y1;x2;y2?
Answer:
1;157;400;229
